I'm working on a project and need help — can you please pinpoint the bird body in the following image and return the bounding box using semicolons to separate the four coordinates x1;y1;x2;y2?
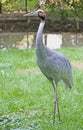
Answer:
36;22;73;89
24;10;73;125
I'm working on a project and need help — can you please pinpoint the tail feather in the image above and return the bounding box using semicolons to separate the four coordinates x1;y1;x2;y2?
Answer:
64;80;74;90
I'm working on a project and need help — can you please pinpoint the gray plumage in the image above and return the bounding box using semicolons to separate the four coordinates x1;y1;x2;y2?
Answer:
24;9;73;125
36;22;73;89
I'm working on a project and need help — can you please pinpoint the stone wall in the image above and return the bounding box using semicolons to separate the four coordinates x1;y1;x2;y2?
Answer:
0;13;83;32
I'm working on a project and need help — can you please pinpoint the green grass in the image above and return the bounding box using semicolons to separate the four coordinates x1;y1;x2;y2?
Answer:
0;47;83;130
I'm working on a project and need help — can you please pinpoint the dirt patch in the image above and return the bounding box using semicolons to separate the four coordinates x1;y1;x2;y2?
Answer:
71;61;83;69
18;61;83;75
18;67;41;74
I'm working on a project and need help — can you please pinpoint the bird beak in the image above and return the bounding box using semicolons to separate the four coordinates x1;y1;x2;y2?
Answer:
24;11;38;17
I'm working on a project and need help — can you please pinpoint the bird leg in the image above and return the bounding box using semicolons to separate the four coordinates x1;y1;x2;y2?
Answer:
52;81;61;125
53;92;57;125
56;95;61;123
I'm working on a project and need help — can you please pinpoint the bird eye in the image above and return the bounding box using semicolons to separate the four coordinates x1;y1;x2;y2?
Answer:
39;11;43;14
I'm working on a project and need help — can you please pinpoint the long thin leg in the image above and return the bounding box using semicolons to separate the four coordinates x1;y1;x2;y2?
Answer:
53;99;56;125
52;81;61;125
52;81;57;125
57;96;61;123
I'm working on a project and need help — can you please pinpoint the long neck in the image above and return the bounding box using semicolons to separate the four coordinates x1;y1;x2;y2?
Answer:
36;20;46;58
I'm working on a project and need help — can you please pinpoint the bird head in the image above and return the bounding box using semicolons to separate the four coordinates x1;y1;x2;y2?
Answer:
24;10;46;20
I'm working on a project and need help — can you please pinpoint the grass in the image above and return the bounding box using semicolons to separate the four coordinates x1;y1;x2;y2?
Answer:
0;47;83;130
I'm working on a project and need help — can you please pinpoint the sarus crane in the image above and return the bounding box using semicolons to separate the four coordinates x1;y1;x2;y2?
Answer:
24;10;73;125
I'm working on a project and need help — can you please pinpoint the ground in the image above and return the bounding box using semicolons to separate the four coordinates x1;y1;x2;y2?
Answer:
17;61;83;75
71;61;83;69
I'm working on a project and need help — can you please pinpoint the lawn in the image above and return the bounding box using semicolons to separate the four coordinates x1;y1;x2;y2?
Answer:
0;47;83;130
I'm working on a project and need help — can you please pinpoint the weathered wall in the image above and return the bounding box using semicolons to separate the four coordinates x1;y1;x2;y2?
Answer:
0;13;83;33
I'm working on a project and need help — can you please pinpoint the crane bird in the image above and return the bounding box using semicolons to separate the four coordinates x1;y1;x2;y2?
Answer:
24;10;73;125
